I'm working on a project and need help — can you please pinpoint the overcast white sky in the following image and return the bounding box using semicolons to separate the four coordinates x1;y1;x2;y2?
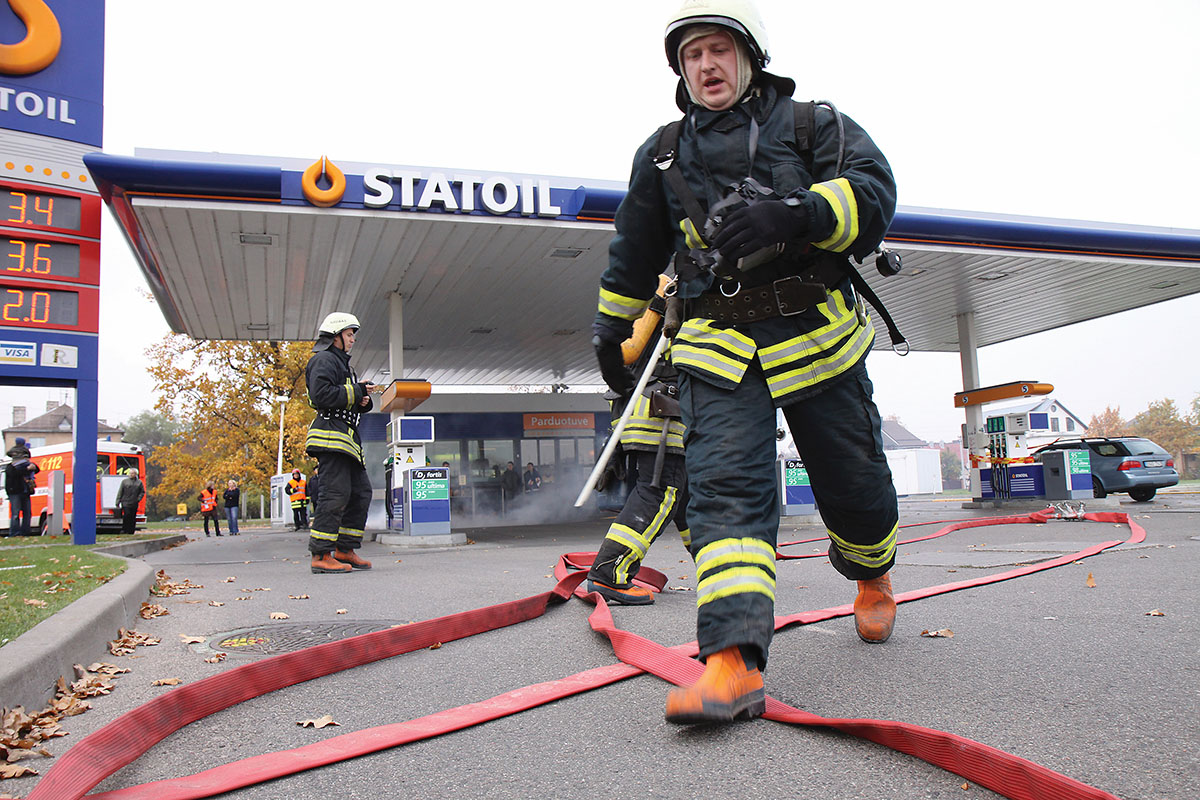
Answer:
5;0;1198;443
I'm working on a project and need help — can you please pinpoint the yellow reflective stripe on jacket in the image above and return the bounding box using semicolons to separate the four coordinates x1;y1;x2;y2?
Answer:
343;379;355;410
697;565;776;607
598;287;650;321
810;178;859;253
679;218;705;250
694;537;777;580
619;392;685;451
306;429;363;460
827;521;898;569
765;317;874;400
670;319;756;384
757;290;858;370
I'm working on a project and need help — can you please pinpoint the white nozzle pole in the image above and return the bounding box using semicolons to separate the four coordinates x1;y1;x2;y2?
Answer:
574;333;670;508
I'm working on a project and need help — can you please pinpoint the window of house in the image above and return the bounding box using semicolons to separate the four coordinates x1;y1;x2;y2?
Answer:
1066;418;1075;432
1051;418;1060;432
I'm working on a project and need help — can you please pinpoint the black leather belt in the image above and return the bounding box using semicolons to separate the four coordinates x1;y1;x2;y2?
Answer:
692;276;829;323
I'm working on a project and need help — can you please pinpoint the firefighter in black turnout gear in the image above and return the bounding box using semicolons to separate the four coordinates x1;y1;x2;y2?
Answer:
593;0;901;724
587;277;690;605
305;312;377;574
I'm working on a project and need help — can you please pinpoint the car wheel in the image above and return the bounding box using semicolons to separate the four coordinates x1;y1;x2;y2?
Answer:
1129;487;1157;502
1092;476;1107;499
36;513;48;536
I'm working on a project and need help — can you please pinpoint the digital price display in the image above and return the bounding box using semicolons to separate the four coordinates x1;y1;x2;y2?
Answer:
0;280;97;333
1;285;78;327
0;181;100;239
3;187;83;232
4;237;80;279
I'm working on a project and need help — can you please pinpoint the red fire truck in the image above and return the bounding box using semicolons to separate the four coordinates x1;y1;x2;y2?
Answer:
0;441;147;535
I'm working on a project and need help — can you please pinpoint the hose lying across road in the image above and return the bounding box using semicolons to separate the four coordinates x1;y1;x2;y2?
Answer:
29;508;1142;800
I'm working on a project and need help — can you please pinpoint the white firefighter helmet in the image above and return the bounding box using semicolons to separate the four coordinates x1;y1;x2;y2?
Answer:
664;0;770;75
317;312;360;338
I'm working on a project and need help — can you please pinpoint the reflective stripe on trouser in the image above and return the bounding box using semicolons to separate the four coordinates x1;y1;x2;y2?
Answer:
588;451;689;587
781;363;898;580
680;358;897;668
308;451;373;555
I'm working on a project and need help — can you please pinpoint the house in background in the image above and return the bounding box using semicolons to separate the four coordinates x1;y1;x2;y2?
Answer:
881;419;942;496
984;397;1088;451
3;404;124;452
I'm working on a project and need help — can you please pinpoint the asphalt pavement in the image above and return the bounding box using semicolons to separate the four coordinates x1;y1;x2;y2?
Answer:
6;494;1198;800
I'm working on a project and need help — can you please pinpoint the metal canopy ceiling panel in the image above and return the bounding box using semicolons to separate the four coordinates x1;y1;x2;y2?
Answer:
128;196;1200;386
131;198;615;385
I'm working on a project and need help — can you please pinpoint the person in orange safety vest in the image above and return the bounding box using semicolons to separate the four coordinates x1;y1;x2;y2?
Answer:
286;469;309;531
199;483;222;537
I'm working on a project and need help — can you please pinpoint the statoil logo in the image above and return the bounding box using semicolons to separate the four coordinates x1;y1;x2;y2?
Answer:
301;155;346;208
0;0;61;75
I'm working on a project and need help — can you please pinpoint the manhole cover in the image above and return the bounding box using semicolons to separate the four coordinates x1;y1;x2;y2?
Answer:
197;620;402;656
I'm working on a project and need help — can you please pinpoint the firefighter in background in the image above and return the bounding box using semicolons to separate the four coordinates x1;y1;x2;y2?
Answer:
587;276;689;605
305;312;377;574
593;0;899;723
199;482;222;537
285;469;308;531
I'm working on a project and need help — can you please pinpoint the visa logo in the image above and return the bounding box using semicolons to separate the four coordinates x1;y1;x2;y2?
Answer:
0;340;35;362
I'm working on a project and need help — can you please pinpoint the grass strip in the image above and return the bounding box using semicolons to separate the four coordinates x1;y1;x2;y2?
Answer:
0;545;128;647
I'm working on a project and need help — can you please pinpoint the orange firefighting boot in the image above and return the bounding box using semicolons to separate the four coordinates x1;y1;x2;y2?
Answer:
664;646;765;725
311;553;352;574
585;579;654;605
854;571;896;643
334;549;372;570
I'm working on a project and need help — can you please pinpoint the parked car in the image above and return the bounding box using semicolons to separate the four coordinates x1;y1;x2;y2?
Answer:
1033;437;1178;502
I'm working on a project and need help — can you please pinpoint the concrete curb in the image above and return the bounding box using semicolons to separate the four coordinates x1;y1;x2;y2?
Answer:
0;535;186;711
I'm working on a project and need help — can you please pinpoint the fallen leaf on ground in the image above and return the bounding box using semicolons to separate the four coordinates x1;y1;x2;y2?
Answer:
1085;573;1097;588
84;662;129;676
23;598;47;607
287;594;310;600
178;634;205;644
150;570;203;597
336;608;347;614
151;678;182;686
668;585;694;591
0;762;38;778
269;612;289;620
204;653;227;663
962;782;969;791
139;602;169;619
1145;609;1165;616
297;714;339;729
209;601;224;607
236;596;251;601
429;642;442;650
920;629;954;638
109;628;160;656
222;577;236;583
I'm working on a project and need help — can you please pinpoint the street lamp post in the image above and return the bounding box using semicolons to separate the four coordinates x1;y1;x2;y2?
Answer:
276;396;288;475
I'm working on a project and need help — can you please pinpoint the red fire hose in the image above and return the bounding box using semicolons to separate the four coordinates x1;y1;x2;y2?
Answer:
29;508;1141;800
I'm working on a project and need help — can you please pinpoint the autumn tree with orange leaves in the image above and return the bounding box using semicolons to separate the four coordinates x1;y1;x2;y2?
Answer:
144;335;316;504
1085;406;1127;438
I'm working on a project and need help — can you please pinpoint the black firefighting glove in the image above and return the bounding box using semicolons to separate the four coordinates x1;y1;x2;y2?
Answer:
712;197;813;263
593;334;633;398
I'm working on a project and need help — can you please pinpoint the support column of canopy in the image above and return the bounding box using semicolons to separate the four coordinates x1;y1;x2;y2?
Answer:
957;312;984;499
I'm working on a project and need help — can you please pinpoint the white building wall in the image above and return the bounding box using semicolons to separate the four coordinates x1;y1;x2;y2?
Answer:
885;449;943;496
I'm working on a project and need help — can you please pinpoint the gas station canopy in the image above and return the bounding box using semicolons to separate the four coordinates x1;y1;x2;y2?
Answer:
85;150;1200;387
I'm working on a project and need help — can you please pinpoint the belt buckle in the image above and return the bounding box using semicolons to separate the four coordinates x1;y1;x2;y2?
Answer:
772;276;805;317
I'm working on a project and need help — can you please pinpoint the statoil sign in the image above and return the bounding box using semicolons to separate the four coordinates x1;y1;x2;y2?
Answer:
0;0;103;146
284;156;582;220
